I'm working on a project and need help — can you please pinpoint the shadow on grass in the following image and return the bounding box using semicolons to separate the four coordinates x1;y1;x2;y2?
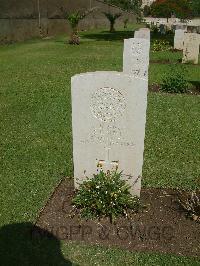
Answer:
81;30;135;41
0;223;74;266
189;80;200;91
81;30;175;45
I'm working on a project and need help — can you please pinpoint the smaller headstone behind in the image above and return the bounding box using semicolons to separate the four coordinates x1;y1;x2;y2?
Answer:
182;33;200;65
174;29;186;50
123;38;150;80
134;28;150;40
187;26;200;34
159;24;166;35
175;24;187;31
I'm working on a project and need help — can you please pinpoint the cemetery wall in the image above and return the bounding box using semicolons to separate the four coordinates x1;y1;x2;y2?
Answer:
145;17;200;27
0;0;136;43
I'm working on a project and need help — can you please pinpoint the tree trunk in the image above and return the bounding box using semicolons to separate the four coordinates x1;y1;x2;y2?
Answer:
110;22;115;33
69;28;80;45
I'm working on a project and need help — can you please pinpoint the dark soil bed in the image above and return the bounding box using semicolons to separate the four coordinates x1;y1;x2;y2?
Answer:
35;179;200;257
150;59;170;64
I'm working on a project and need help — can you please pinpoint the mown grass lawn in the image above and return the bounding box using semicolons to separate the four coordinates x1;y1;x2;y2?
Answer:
0;27;199;265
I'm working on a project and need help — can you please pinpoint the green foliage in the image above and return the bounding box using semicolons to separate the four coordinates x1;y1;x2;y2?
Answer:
103;12;122;23
103;0;142;15
150;24;159;33
103;12;122;32
72;171;141;222
160;65;189;93
152;39;171;51
66;12;86;31
66;11;86;44
178;191;200;222
190;0;200;17
143;5;151;17
66;8;97;44
150;0;192;19
123;18;129;29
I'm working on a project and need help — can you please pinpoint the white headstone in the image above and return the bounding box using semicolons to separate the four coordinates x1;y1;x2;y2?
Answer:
159;24;166;35
166;23;172;31
174;29;185;50
182;33;200;64
134;28;150;40
71;71;148;196
187;25;200;34
175;24;187;31
123;38;150;80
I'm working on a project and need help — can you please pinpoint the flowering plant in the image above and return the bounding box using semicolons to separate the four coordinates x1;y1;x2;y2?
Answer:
72;171;141;222
160;65;189;93
152;39;171;52
150;0;192;20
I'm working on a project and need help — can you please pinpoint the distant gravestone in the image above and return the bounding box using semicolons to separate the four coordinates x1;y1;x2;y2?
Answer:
134;28;150;40
123;38;150;80
175;24;187;31
174;29;186;50
182;33;200;64
187;26;200;34
71;71;148;196
159;24;166;35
